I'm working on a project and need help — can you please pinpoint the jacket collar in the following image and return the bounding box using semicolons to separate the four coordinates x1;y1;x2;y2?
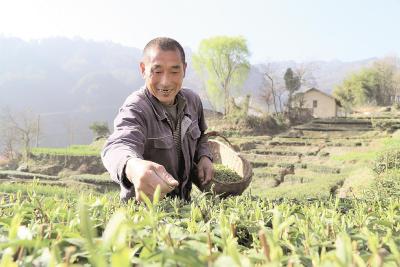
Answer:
143;86;190;121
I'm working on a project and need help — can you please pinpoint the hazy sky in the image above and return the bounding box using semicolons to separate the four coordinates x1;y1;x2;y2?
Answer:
1;0;399;63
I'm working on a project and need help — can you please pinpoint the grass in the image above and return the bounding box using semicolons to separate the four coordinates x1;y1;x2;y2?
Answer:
31;145;100;156
0;181;82;197
0;170;59;180
66;173;118;187
260;173;346;199
31;138;106;157
332;135;400;163
339;165;376;197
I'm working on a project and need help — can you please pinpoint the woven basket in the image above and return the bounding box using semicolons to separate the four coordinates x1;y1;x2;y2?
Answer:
195;139;253;196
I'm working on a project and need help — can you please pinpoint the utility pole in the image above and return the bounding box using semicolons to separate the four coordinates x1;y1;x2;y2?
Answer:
35;114;40;147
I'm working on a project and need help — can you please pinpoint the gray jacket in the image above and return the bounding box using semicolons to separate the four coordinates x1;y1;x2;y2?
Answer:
101;87;212;201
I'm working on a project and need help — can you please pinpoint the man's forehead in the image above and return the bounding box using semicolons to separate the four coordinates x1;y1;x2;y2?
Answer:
144;47;183;64
152;64;182;69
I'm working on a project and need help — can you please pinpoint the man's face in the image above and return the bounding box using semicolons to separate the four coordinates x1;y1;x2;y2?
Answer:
140;47;187;105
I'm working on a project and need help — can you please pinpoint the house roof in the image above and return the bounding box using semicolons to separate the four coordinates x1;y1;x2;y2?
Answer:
301;88;342;107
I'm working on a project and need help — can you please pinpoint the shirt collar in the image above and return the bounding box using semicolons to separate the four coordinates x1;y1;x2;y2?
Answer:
144;86;189;121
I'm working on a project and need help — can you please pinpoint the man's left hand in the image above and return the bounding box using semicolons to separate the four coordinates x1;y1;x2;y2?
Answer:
197;156;214;185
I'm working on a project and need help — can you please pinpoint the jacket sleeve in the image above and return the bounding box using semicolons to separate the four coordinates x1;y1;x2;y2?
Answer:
101;104;146;189
194;98;213;163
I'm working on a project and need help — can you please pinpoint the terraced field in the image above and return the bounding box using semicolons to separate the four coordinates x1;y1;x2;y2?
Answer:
1;111;400;200
227;113;400;199
1;111;400;266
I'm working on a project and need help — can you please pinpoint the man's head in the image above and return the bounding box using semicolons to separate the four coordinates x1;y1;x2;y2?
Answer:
140;37;187;105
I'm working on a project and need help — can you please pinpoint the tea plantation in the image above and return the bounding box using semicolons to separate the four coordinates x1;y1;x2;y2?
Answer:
1;111;400;266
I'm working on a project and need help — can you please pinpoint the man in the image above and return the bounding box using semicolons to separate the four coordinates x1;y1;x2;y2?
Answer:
101;37;214;202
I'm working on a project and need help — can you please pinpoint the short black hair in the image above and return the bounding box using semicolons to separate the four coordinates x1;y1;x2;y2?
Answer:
143;37;186;64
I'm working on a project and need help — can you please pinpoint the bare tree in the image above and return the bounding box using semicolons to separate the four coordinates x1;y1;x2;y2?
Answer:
294;63;318;89
259;63;283;114
259;62;318;116
0;125;18;160
260;84;274;113
275;84;286;112
0;108;41;161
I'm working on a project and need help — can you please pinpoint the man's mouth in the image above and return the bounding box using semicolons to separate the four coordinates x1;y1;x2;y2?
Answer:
158;88;174;94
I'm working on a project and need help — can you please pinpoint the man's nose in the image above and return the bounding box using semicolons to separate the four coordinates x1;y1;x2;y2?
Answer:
159;73;170;87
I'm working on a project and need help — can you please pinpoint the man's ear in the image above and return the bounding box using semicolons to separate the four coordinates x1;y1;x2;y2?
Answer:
139;62;146;78
183;62;187;78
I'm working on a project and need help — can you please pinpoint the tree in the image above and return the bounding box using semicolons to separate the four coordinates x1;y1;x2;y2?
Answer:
334;69;375;106
294;63;318;89
193;36;250;115
259;64;280;114
333;56;400;108
0;108;41;161
89;122;110;140
0;124;18;161
284;68;301;114
372;56;399;105
260;83;275;113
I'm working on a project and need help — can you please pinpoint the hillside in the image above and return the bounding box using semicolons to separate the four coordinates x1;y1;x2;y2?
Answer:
2;107;400;199
1;111;400;265
0;37;375;147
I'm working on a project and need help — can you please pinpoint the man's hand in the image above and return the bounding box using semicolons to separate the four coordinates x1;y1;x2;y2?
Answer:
125;158;179;202
197;156;214;185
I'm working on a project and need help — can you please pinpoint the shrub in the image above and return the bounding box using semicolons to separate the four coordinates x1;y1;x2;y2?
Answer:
231;114;288;134
392;102;400;111
373;149;400;175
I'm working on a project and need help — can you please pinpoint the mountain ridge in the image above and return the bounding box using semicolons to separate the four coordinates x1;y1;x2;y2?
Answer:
0;37;375;147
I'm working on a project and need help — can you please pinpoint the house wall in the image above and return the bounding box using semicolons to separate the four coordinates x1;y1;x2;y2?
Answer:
303;90;337;118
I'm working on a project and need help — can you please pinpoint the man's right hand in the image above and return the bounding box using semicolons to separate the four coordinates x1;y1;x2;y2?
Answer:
125;158;179;202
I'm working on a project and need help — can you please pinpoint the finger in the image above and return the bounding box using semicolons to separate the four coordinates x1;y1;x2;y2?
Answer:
202;166;213;185
146;169;176;195
135;189;153;203
153;164;179;188
135;188;143;202
197;164;205;182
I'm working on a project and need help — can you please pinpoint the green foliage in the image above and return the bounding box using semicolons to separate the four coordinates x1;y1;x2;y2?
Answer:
89;121;110;140
31;144;101;156
307;164;341;174
333;68;377;111
213;164;242;183
0;170;59;180
369;169;400;198
284;68;301;112
31;137;105;156
205;79;224;111
333;136;400;163
333;56;400;108
1;189;400;266
373;149;400;175
393;102;400;110
284;68;301;95
192;36;250;114
230;114;287;136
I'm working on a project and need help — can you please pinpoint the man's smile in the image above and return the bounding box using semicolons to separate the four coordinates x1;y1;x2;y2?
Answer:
158;88;174;94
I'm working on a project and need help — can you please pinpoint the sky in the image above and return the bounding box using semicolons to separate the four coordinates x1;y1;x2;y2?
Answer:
0;0;399;63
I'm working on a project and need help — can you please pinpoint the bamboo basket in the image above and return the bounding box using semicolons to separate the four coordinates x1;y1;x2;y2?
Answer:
195;139;253;196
